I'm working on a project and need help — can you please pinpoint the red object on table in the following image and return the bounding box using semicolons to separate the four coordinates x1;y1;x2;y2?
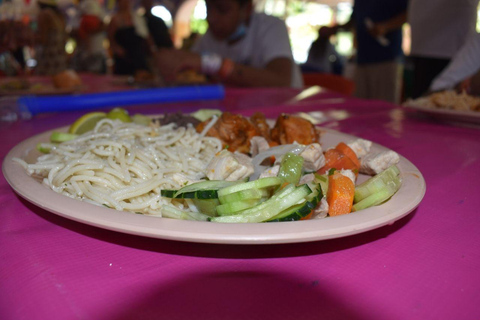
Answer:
1;77;479;320
302;73;356;96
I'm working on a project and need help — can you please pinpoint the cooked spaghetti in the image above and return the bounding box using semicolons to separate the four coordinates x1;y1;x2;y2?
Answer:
14;119;223;216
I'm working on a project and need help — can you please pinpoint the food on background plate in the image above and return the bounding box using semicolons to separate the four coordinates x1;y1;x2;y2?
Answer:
52;70;83;89
175;70;207;85
13;108;402;223
407;90;480;112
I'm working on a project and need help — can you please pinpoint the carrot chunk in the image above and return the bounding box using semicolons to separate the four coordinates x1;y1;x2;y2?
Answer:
335;142;360;170
327;172;355;216
318;148;357;174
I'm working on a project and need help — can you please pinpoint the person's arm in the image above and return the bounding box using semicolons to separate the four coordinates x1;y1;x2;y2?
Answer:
369;12;407;37
222;57;292;87
155;49;291;87
107;16;124;56
430;33;480;92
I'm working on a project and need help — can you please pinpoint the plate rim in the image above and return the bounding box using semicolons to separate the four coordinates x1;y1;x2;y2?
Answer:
403;99;480;124
2;125;426;245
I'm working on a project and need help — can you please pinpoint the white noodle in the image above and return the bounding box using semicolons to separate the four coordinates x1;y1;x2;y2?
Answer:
14;121;222;217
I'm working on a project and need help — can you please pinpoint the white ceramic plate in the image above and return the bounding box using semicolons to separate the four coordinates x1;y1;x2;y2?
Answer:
404;98;480;126
3;127;426;244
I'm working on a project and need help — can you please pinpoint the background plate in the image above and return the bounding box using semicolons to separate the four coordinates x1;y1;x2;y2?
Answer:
3;126;426;244
404;98;480;126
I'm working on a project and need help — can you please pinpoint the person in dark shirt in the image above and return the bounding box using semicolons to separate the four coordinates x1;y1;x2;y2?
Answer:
141;0;173;49
323;0;407;103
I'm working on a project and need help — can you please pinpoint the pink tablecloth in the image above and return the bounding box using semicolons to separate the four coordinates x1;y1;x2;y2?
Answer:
1;83;479;320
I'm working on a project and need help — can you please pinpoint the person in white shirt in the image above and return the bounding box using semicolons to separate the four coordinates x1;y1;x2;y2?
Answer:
430;33;480;93
408;0;479;98
73;0;107;73
156;0;302;88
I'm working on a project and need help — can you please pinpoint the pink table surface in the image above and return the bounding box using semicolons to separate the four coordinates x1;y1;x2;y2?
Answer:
1;82;480;320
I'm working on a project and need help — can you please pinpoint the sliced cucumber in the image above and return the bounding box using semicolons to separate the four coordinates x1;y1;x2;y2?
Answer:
267;201;311;222
277;152;304;185
354;165;400;203
268;183;322;222
50;132;78;143
161;180;242;199
37;142;55;154
161;204;210;221
217;177;283;198
353;175;401;211
314;173;328;195
218;188;269;204
192;199;220;216
210;184;312;223
216;199;261;216
161;189;218;199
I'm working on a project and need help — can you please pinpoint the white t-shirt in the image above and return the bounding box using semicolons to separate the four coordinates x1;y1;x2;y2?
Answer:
80;0;106;55
430;32;480;91
192;12;303;88
408;0;478;59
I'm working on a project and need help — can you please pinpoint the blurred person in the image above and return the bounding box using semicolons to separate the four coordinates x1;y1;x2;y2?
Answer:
430;32;480;93
408;0;479;98
34;0;68;76
107;0;150;75
141;0;173;49
156;0;302;88
322;0;407;103
303;26;345;75
72;0;107;73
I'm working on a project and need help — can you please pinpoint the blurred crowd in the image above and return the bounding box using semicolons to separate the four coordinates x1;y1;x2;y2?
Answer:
0;0;479;102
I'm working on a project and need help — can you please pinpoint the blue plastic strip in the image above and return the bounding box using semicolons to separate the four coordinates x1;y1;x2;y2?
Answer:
18;85;225;116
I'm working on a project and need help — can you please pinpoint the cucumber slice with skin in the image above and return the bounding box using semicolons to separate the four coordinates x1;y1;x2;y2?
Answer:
37;142;55;154
192;199;219;216
217;177;283;198
50;132;78;143
218;188;269;204
352;175;401;211
165;180;242;199
268;183;323;222
267;201;311;222
225;184;296;216
216;199;262;216
161;189;219;199
354;165;400;203
210;184;312;223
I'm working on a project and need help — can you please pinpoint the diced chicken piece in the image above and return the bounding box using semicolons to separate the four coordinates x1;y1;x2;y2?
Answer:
270;114;319;145
339;169;356;184
347;139;372;159
205;150;254;181
172;173;199;187
250;112;271;140
250;136;270;157
300;143;325;171
360;150;400;175
196;112;260;153
259;165;280;179
299;173;315;185
313;197;328;219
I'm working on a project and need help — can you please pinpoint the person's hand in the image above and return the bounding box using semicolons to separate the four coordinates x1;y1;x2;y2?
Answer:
457;78;472;94
156;48;202;83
